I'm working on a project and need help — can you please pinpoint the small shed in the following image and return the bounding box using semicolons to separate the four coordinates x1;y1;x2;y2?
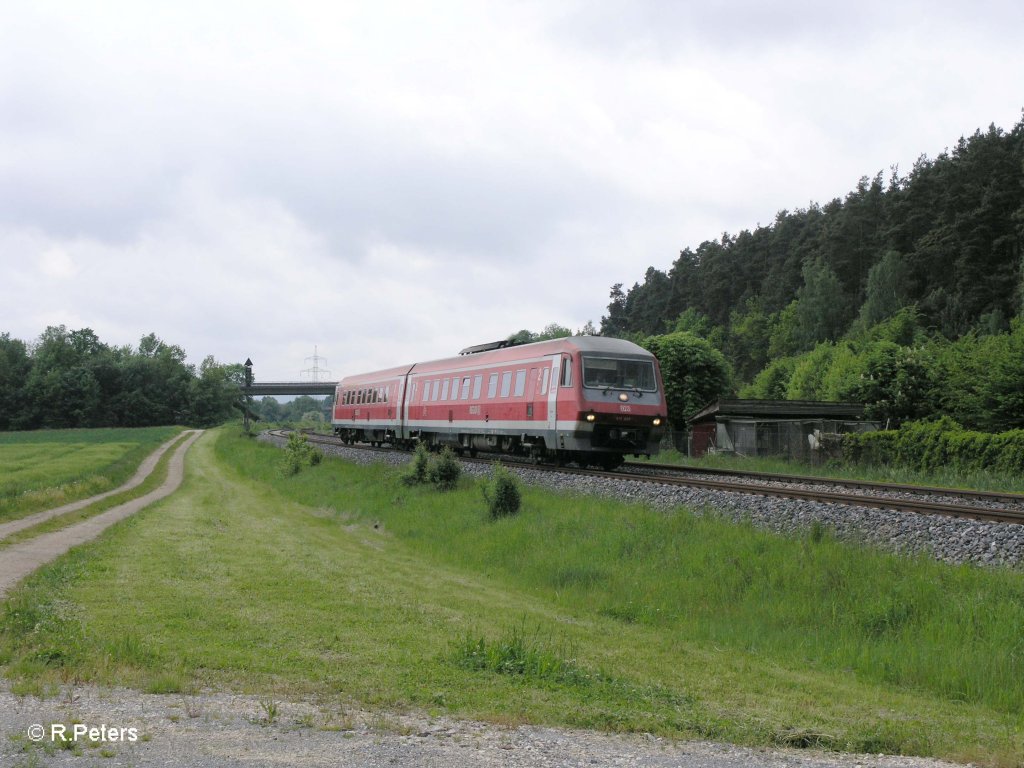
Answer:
686;399;878;461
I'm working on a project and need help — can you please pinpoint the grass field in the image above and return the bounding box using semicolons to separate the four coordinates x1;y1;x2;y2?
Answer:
1;429;1022;766
0;427;182;522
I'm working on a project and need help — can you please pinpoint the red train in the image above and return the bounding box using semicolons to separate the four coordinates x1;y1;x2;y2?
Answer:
332;336;666;468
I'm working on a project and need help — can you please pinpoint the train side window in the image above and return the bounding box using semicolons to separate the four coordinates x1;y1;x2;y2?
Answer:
513;370;526;397
472;374;483;399
500;371;512;398
441;379;450;400
539;368;549;395
451;377;459;399
460;377;471;400
560;356;573;387
487;373;498;398
432;380;440;401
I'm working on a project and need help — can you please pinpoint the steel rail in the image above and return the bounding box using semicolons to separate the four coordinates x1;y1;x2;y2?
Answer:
626;461;1024;506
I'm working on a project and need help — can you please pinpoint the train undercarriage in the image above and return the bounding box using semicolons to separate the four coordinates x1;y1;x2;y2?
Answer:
332;425;651;470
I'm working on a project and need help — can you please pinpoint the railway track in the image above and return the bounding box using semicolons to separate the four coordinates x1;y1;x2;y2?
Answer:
275;430;1024;526
627;460;1024;506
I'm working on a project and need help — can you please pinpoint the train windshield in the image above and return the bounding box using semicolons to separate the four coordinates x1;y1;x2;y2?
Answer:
581;357;658;392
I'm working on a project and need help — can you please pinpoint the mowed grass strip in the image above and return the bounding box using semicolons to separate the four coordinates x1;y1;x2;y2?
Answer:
218;432;1024;717
0;427;182;522
0;429;1021;766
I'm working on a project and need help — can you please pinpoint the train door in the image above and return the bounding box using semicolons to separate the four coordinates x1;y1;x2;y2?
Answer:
546;355;560;434
525;368;538;419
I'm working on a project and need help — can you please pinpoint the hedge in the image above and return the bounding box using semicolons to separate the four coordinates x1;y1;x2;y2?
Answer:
842;417;1024;474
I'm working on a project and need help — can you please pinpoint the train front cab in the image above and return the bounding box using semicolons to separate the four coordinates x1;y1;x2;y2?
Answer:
552;339;666;469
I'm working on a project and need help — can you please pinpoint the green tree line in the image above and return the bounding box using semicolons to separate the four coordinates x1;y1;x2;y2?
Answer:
0;326;244;430
599;116;1024;430
254;395;333;424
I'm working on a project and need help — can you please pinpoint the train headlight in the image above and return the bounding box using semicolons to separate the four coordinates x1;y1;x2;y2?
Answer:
585;413;596;423
652;417;662;426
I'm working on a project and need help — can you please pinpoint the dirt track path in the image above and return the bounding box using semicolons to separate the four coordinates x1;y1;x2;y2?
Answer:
0;430;203;599
0;431;191;543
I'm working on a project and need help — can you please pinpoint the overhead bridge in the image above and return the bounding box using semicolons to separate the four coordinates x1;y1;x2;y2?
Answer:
240;381;338;397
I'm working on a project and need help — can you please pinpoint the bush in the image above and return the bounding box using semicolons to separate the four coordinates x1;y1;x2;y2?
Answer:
402;444;462;490
403;443;431;486
281;432;323;476
428;447;462;491
482;463;522;519
842;417;1024;474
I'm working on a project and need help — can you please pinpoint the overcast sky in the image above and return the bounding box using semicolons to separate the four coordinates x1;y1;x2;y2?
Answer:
2;1;1022;381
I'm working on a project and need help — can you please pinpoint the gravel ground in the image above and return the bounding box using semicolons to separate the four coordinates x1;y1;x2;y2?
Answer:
0;682;965;768
266;434;1024;569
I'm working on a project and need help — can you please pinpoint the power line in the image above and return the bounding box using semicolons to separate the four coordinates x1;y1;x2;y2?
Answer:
300;345;331;383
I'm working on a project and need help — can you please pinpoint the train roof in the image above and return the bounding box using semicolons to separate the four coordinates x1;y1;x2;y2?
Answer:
336;336;653;387
413;335;653;371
